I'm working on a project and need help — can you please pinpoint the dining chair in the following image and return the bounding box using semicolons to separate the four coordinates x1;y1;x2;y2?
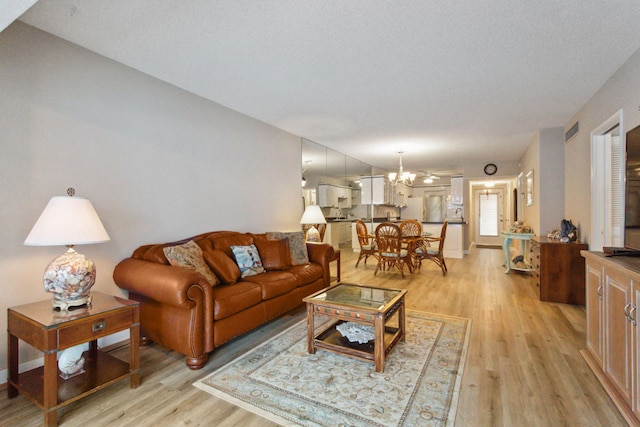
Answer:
399;219;422;238
415;220;448;275
355;220;378;267
400;219;424;269
374;222;412;278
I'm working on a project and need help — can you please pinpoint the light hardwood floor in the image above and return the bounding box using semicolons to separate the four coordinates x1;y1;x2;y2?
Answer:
1;247;627;426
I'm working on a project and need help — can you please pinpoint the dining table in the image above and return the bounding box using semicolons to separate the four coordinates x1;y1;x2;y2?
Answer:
400;232;433;272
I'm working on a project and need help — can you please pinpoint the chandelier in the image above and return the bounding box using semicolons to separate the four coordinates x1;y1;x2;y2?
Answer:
388;151;416;186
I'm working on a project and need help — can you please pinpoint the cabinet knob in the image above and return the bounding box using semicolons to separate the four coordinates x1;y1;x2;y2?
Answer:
630;305;637;326
624;302;632;320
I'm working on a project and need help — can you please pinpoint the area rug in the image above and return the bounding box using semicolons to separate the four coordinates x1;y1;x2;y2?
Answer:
194;310;471;426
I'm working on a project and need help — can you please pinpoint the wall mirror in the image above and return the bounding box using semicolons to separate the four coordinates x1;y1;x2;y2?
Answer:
301;138;373;218
526;170;534;206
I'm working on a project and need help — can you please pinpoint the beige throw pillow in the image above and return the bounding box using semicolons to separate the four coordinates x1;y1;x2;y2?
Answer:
163;240;220;286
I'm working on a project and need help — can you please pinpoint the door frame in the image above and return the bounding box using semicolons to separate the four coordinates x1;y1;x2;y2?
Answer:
474;187;505;246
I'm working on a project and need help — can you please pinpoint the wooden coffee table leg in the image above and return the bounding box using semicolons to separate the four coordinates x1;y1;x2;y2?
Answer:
306;303;316;354
374;314;384;372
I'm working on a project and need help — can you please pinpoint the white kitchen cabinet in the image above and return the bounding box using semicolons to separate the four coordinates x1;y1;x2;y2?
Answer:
327;222;352;248
451;176;463;205
395;183;409;207
361;176;388;205
318;184;352;208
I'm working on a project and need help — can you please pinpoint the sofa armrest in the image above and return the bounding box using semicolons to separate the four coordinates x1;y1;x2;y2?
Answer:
306;242;335;287
113;258;212;309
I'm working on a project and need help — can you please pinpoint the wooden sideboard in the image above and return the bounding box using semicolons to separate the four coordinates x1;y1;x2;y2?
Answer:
581;251;640;426
529;236;588;305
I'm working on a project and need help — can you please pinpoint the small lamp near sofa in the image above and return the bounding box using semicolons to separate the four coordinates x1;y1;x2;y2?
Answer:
300;205;326;242
24;188;110;310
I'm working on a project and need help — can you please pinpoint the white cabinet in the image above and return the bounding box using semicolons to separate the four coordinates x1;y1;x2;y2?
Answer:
451;176;463;205
395;183;409;207
361;176;389;205
582;252;640;423
318;184;352;208
327;222;352;248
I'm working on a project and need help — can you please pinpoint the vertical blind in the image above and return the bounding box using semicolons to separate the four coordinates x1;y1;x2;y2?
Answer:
479;193;499;236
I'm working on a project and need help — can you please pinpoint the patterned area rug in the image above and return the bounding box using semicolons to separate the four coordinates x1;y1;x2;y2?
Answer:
194;310;471;427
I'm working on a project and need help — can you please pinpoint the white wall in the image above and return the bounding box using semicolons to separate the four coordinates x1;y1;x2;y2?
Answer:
564;48;640;247
0;23;303;374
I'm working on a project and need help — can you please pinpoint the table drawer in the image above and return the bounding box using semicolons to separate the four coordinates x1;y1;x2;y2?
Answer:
314;305;374;321
58;309;132;349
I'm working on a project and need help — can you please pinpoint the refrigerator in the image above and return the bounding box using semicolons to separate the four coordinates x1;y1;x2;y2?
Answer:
403;197;425;221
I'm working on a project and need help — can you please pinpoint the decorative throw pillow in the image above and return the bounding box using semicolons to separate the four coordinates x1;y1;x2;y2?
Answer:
203;249;241;285
163;240;219;286
266;231;309;266
230;244;266;278
254;238;291;271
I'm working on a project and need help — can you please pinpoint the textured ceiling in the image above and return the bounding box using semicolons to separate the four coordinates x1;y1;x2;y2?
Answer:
16;0;640;176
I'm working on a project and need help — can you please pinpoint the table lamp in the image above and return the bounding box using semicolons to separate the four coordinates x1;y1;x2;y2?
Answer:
300;205;326;242
24;188;110;310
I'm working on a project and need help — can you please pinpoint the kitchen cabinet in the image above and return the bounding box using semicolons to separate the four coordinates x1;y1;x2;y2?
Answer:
529;236;588;304
318;184;352;208
361;176;388;205
394;183;409;207
326;222;352;248
582;252;640;425
451;176;463;205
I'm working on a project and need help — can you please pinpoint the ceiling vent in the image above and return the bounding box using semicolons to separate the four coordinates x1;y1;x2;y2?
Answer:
565;121;579;142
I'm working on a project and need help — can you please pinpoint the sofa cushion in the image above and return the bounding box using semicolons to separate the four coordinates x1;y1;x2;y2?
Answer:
162;240;219;286
212;233;255;258
211;281;262;320
287;263;324;287
267;231;309;265
254;238;291;271
203;249;241;285
231;244;265;278
242;271;298;300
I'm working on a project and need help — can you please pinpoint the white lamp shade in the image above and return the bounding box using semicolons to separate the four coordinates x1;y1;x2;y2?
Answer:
24;196;110;246
300;205;326;225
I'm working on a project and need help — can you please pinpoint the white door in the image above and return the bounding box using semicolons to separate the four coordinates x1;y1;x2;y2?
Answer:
475;188;504;246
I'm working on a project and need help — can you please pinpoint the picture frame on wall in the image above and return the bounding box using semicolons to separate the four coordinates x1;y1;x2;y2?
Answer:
526;170;534;206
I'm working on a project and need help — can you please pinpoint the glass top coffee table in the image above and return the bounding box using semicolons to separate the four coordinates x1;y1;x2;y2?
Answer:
303;283;407;372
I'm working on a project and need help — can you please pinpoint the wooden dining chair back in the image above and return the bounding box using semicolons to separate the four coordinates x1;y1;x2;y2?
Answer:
399;219;422;237
374;222;412;278
355;220;377;267
415;220;448;275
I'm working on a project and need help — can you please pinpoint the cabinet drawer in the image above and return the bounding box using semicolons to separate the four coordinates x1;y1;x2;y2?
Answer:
58;309;133;349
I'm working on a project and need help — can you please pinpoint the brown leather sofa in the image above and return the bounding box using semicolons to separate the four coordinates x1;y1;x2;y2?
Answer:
113;231;334;369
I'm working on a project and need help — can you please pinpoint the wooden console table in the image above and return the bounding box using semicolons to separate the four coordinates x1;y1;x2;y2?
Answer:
501;231;535;273
7;292;140;426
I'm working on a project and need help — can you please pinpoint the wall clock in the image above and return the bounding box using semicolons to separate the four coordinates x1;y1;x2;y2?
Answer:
484;163;497;176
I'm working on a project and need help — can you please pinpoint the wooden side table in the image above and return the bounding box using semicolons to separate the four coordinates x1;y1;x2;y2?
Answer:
7;291;140;426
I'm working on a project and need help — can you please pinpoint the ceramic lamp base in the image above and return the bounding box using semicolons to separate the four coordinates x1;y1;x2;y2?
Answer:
44;247;96;311
306;225;321;242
